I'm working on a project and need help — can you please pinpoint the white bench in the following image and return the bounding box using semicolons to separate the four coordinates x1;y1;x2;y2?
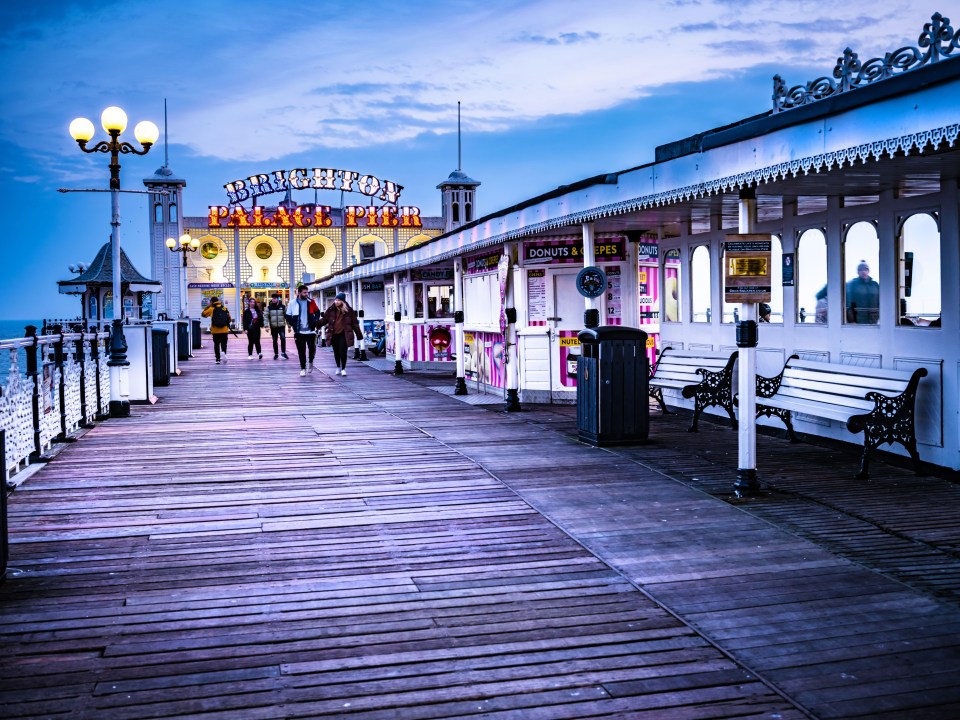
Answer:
649;347;739;432
753;355;927;479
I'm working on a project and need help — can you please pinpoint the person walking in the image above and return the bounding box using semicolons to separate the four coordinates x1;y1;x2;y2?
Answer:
266;293;288;360
242;297;264;360
201;296;232;365
285;284;321;376
321;292;363;376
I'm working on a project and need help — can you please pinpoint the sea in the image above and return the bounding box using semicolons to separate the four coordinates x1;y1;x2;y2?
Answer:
0;320;44;380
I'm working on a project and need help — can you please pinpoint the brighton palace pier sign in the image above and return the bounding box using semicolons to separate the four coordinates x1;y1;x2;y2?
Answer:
210;167;422;229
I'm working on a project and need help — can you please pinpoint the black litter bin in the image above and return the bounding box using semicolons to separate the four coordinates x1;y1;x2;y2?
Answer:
191;319;202;349
176;321;190;361
152;328;170;386
577;326;649;446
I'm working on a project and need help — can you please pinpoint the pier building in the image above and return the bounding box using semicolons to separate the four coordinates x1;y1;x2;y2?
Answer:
313;12;960;474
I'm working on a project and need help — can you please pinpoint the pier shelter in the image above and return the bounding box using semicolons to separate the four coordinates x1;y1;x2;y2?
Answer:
314;13;960;474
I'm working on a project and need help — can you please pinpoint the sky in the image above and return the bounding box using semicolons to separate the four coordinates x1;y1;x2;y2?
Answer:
0;0;938;322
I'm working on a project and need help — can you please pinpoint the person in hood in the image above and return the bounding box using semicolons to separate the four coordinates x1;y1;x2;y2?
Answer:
285;285;321;376
242;297;264;360
320;292;363;376
266;293;288;360
201;296;232;364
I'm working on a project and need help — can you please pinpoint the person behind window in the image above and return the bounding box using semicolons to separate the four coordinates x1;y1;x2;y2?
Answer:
845;261;879;324
815;285;828;324
758;303;771;322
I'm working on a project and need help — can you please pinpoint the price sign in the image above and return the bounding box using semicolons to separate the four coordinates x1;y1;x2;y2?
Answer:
724;234;771;303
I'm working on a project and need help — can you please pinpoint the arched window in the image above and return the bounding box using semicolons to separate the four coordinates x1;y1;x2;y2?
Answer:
663;249;681;323
843;221;880;325
465;203;472;222
169;203;178;223
797;228;827;324
691;245;711;323
899;213;941;327
154;203;163;223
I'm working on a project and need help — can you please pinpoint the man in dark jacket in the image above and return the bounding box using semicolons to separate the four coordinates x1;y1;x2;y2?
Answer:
285;285;321;376
845;261;879;324
266;293;288;360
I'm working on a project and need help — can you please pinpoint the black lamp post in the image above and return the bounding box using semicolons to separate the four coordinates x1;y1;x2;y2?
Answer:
69;107;158;418
166;233;200;318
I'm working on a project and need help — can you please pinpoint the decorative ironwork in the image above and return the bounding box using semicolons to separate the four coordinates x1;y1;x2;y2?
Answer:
680;352;739;432
647;346;672;414
774;12;960;112
847;367;927;479
747;355;801;442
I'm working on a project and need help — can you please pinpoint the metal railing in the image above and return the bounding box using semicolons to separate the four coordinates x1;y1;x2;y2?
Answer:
1;325;111;480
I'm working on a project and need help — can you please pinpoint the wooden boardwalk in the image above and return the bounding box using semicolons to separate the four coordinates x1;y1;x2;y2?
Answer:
2;344;959;719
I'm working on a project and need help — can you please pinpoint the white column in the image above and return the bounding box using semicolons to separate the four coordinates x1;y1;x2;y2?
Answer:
392;273;403;374
453;257;467;394
504;243;521;411
582;222;597;327
356;278;366;358
734;190;758;496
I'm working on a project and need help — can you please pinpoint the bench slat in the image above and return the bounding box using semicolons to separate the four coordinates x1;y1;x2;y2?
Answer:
780;375;907;400
771;385;875;413
783;368;910;396
760;395;860;423
787;359;917;384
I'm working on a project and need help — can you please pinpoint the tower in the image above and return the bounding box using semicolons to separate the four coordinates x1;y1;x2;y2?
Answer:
437;102;480;233
143;102;187;318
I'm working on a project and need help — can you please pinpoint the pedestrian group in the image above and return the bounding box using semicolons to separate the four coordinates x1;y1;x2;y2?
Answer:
201;287;363;377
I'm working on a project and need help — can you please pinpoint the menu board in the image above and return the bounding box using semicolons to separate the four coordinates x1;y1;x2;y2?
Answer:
527;269;546;324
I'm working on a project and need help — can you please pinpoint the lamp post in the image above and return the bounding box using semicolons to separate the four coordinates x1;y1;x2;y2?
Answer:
165;233;200;318
69;106;159;418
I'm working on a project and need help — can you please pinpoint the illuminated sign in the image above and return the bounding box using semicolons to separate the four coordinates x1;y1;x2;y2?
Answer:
723;235;772;303
411;268;455;281
523;238;625;264
207;204;421;229
224;168;404;204
465;250;502;274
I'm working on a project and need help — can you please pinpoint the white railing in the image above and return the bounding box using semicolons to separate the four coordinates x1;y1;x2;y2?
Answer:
0;329;110;480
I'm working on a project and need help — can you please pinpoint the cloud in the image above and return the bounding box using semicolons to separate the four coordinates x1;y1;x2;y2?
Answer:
511;30;602;45
0;0;942;174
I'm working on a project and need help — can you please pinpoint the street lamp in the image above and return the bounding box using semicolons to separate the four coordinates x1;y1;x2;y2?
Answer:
69;106;159;418
165;233;200;317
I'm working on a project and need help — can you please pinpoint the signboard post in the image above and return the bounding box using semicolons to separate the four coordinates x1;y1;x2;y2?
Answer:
727;201;769;496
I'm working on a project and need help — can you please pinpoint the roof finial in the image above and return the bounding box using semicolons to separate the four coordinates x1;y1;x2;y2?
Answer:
457;101;462;172
163;98;169;168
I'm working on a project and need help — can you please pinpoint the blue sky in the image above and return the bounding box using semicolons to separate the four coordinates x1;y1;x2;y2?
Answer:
0;0;934;322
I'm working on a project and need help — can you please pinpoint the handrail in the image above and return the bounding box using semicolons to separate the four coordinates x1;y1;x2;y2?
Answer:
1;329;112;480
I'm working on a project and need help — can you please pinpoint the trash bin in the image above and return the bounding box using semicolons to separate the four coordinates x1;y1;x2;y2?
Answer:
176;321;190;361
152;328;170;387
577;326;649;446
191;319;202;349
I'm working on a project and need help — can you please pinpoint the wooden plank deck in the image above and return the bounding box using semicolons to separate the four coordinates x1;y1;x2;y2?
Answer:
1;344;959;719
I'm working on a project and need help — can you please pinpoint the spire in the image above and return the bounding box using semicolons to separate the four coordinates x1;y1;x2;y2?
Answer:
164;98;169;168
457;100;462;172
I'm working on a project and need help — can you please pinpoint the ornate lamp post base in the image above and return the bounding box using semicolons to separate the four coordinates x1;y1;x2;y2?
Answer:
504;388;521;412
454;376;468;395
394;360;403;375
107;318;130;418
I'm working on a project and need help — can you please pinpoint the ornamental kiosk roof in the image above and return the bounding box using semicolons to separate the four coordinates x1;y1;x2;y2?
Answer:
57;242;162;295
